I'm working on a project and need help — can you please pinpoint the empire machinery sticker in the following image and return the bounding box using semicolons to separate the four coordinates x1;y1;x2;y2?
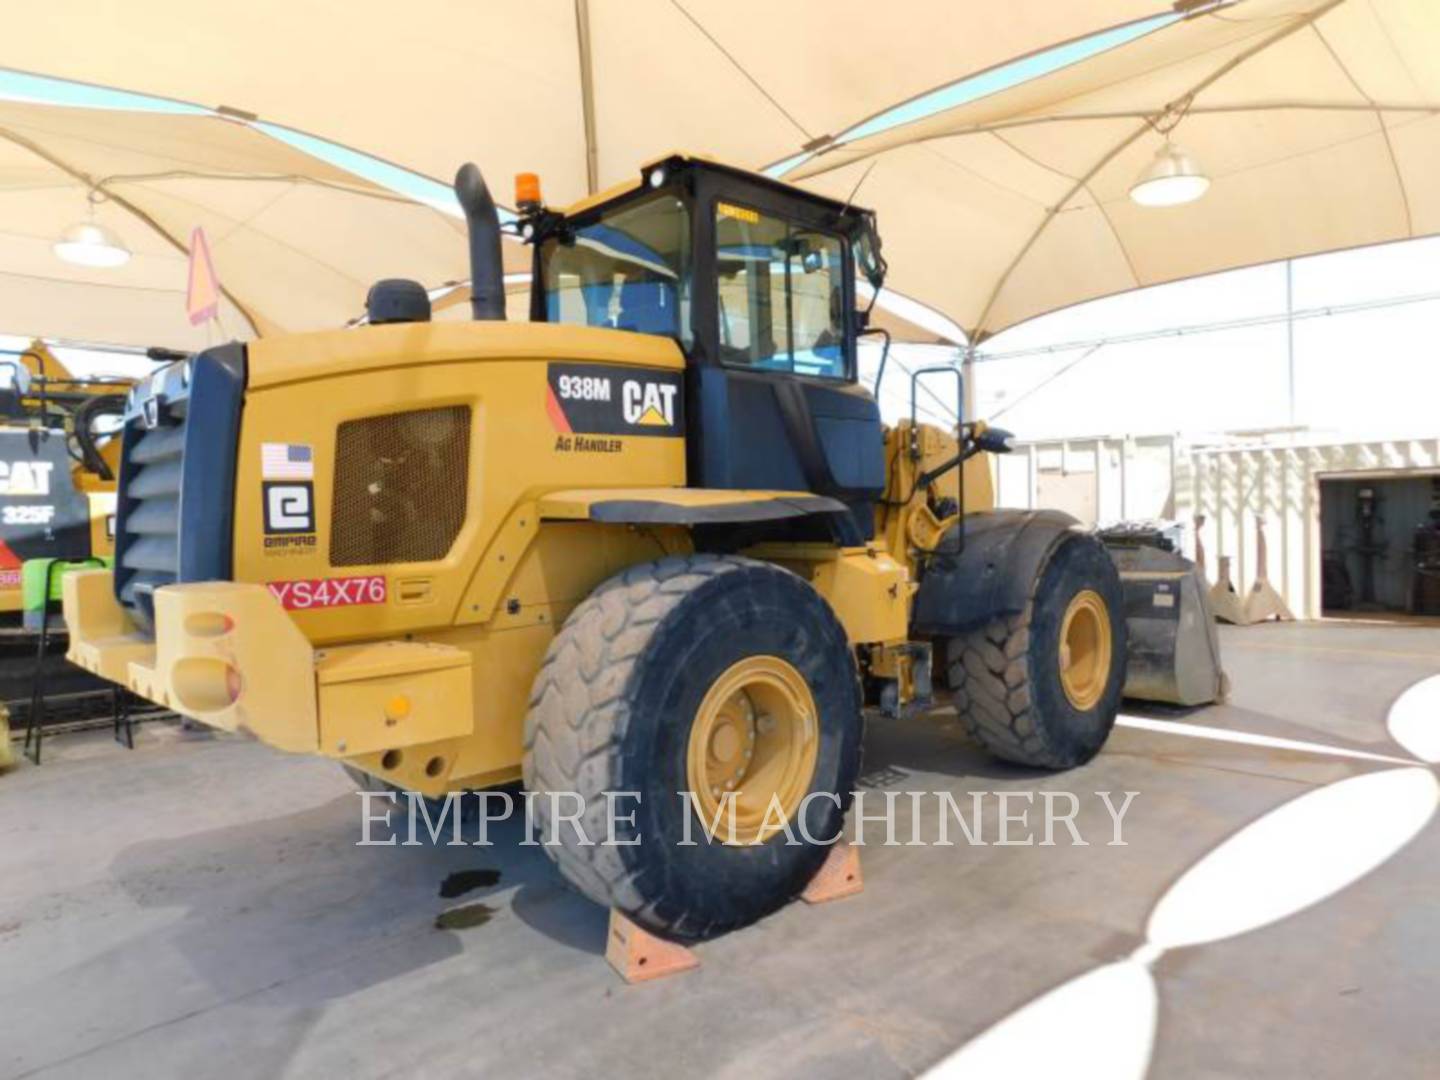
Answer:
267;575;387;611
261;442;317;555
545;363;683;453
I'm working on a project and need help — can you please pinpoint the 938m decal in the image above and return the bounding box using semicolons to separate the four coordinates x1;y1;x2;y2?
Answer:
546;363;683;442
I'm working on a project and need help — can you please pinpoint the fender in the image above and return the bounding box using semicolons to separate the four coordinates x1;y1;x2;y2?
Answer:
910;508;1085;636
536;487;863;545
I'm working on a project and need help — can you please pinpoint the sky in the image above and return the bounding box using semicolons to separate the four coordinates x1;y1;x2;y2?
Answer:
965;236;1440;445
857;231;1440;445
2;7;1438;448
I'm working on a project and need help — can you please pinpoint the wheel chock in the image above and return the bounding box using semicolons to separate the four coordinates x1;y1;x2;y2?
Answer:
605;910;700;984
603;845;863;983
801;842;863;904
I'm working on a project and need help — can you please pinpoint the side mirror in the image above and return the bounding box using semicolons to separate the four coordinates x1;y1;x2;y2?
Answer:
855;214;888;291
973;425;1016;455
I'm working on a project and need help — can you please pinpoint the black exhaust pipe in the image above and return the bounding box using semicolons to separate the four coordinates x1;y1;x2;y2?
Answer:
454;162;506;321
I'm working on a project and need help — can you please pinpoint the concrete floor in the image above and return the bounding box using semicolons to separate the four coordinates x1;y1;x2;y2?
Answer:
1;621;1438;1079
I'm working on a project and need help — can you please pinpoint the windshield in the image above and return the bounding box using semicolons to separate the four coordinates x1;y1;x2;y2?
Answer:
540;192;691;344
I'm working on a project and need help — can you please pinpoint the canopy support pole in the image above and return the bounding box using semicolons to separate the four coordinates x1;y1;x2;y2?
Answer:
1285;259;1296;432
962;345;976;424
574;0;599;195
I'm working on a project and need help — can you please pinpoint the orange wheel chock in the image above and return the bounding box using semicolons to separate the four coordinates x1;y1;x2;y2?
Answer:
605;910;700;984
801;842;863;904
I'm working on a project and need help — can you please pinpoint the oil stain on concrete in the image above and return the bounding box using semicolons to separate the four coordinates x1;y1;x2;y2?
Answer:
436;902;497;931
439;868;501;899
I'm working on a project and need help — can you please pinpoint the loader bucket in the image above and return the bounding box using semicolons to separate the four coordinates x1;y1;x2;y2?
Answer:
1100;529;1227;707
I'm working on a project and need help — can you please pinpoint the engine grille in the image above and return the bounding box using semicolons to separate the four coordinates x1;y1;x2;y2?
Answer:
330;405;471;566
117;422;184;607
113;344;246;627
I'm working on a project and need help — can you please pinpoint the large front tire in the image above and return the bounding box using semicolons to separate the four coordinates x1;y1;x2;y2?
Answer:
945;534;1126;768
522;554;862;943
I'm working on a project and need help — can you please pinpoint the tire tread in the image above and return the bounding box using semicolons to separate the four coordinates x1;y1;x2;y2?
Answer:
522;554;757;935
943;537;1121;769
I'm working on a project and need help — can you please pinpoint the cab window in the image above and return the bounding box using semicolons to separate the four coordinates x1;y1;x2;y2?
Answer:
714;203;848;380
541;193;691;344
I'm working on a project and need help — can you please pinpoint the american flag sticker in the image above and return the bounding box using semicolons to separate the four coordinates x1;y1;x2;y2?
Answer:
261;442;314;480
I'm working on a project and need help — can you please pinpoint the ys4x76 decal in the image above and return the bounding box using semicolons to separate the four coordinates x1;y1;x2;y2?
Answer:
268;575;386;611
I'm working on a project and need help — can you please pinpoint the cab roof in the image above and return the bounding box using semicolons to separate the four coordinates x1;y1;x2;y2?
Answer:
559;153;874;228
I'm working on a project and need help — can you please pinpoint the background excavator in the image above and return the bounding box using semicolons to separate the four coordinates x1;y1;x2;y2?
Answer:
0;340;138;756
0;339;131;627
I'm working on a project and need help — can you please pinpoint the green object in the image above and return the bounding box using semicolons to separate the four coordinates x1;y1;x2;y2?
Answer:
22;556;112;613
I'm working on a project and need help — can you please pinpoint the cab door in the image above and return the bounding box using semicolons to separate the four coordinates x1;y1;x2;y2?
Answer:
687;181;885;539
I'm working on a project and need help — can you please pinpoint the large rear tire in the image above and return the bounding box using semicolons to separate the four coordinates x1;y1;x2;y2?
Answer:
944;533;1126;768
522;554;862;943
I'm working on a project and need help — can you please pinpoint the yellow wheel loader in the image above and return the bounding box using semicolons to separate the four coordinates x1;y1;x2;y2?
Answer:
65;155;1129;942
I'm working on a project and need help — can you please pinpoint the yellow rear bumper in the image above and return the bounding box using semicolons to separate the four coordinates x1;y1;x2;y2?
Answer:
62;570;474;795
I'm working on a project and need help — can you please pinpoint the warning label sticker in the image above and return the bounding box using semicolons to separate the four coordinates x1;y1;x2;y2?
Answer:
267;575;387;611
545;363;683;439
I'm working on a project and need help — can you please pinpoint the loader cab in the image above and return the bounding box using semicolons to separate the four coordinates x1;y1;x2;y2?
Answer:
530;156;887;540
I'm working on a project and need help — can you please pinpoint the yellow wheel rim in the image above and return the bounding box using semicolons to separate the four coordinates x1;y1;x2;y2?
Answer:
1058;589;1112;711
686;655;820;845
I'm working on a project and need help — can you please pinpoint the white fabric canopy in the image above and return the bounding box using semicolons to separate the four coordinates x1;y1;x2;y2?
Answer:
5;1;1436;343
0;1;1160;208
786;0;1440;338
0;98;494;348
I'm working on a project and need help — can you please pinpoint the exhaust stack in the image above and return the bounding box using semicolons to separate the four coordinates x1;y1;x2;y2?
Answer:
454;163;506;321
